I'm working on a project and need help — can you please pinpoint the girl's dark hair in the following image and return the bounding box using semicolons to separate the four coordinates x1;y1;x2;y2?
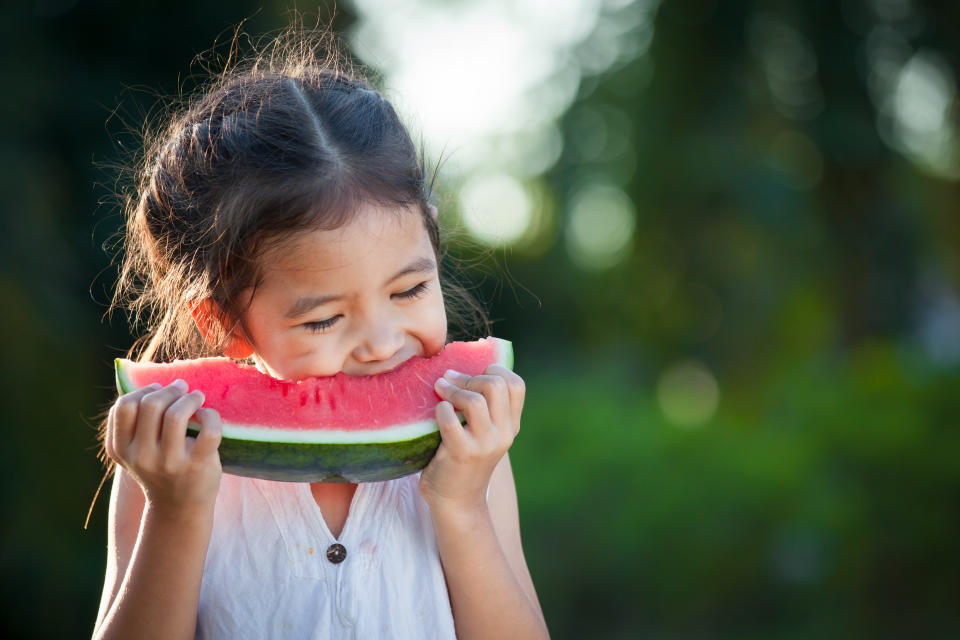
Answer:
112;27;488;365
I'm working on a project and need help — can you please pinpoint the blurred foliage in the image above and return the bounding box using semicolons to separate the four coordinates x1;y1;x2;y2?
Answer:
1;0;958;638
512;348;960;638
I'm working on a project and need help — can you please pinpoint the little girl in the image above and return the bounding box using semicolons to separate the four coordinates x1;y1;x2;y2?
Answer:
93;31;548;640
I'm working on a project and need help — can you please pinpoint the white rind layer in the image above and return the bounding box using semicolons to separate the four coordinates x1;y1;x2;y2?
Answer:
216;418;439;444
496;337;514;369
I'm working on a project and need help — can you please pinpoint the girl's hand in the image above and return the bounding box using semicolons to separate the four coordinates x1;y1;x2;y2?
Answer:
104;379;223;516
419;365;525;512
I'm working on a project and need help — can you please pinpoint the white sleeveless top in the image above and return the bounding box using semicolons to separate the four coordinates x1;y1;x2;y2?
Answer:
196;472;457;639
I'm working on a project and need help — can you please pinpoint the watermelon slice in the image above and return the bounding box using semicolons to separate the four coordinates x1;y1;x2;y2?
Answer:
114;337;513;483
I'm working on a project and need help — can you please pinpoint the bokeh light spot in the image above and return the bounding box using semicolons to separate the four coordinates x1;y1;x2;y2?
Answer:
886;50;960;178
565;183;635;270
459;173;532;245
656;359;720;428
748;12;823;120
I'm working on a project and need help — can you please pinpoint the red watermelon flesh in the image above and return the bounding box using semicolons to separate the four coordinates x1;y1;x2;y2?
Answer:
113;337;514;482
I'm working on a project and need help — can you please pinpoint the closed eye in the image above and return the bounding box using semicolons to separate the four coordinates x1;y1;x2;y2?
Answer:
393;282;429;300
303;315;341;333
303;283;428;332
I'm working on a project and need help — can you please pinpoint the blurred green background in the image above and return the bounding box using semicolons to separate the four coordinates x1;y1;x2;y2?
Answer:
2;0;959;638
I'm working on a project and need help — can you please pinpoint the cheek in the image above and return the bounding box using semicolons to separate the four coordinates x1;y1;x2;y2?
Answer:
284;340;344;378
418;288;448;352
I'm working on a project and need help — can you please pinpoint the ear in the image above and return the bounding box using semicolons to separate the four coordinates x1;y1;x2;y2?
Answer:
190;299;255;359
427;203;439;220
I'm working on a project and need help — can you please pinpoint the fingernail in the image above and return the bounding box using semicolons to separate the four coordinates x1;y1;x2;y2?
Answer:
172;379;189;392
435;377;452;392
444;369;464;381
191;390;205;402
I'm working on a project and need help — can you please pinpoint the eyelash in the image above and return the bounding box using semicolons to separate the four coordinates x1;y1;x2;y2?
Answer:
303;316;340;333
394;281;429;300
302;282;430;333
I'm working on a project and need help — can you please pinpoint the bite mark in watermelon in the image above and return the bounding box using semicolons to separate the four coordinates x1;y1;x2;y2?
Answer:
114;337;513;483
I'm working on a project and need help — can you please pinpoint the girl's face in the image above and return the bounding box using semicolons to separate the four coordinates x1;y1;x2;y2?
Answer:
239;204;447;380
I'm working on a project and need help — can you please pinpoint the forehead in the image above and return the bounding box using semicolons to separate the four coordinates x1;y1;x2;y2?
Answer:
258;204;432;283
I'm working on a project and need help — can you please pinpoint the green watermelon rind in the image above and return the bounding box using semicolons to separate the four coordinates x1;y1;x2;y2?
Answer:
188;425;442;483
113;338;513;483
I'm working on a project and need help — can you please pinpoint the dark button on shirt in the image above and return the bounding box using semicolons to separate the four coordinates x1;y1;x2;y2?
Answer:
326;543;347;564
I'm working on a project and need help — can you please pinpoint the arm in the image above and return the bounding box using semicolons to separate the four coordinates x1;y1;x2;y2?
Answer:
93;382;222;640
94;467;143;633
422;367;549;640
430;453;547;639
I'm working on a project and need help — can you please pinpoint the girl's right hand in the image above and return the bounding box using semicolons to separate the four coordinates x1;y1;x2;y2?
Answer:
105;379;223;515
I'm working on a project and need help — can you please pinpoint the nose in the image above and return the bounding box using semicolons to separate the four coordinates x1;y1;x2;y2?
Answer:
352;319;404;364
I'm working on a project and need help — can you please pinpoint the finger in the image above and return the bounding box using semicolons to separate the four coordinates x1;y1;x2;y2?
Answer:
485;365;525;431
135;379;189;446
122;382;164;402
110;383;162;458
105;406;118;463
435;378;494;438
189;408;223;460
160;390;206;458
435;400;469;449
445;369;511;426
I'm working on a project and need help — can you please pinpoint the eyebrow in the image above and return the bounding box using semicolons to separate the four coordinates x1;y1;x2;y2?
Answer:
284;256;437;319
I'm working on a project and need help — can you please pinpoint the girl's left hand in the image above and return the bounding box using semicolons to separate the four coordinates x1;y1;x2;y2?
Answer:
419;364;525;512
